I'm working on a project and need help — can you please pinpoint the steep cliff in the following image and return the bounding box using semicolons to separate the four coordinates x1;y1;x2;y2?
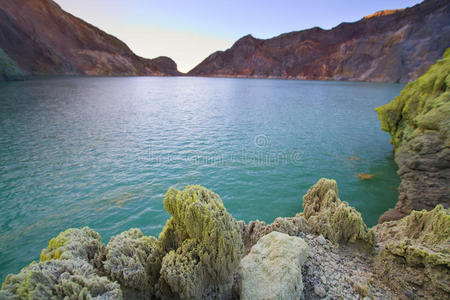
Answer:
189;0;450;83
0;0;181;77
376;48;450;222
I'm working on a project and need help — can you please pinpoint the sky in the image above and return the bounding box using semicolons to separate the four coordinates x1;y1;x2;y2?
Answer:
54;0;422;73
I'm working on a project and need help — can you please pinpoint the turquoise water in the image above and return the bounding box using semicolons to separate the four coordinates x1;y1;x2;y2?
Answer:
0;77;401;281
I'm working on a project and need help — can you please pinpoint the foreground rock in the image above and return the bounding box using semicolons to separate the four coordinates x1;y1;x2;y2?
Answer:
238;232;309;300
189;0;449;83
374;205;450;299
376;48;450;222
0;0;181;76
155;186;243;299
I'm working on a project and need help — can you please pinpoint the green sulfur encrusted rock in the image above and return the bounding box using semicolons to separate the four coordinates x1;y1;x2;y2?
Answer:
301;178;375;246
375;49;450;222
104;228;158;299
374;205;450;299
0;259;122;300
40;227;105;270
156;185;244;299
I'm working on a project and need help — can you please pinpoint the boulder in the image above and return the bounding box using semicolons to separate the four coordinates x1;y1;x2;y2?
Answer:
238;231;309;300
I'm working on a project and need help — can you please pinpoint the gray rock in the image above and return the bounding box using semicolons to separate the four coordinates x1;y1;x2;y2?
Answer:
316;235;327;245
314;284;327;298
239;231;309;300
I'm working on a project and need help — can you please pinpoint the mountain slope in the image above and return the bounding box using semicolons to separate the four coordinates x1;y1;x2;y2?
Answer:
189;0;450;83
0;0;181;76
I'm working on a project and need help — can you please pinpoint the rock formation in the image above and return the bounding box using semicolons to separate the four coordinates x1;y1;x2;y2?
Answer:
155;185;243;299
373;205;450;299
0;0;181;77
189;0;450;83
376;48;450;222
104;229;158;299
238;232;309;300
301;178;375;246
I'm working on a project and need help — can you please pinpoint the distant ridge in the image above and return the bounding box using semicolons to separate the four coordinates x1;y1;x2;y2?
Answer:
189;0;450;83
0;0;181;77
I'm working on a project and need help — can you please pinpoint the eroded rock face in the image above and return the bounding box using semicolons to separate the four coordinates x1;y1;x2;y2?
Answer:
301;178;375;246
0;0;181;76
189;0;449;83
238;231;309;300
373;205;450;299
376;48;450;223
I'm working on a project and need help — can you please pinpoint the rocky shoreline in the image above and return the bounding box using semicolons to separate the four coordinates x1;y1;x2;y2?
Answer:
0;181;448;300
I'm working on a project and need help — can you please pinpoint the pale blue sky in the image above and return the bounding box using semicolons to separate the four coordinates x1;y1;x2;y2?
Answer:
54;0;422;72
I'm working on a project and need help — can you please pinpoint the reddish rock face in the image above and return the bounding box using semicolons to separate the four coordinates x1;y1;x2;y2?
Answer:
189;0;450;83
0;0;181;76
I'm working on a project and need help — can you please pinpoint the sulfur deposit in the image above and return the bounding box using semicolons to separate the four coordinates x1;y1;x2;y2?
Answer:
374;205;450;299
301;178;375;246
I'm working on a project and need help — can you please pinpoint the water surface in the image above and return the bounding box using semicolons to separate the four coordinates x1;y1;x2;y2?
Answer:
0;77;402;281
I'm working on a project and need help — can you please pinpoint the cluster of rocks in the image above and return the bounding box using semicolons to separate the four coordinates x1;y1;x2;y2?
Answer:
2;178;448;299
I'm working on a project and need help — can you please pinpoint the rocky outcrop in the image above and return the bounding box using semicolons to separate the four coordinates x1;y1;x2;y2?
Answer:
154;185;244;299
376;48;450;222
0;48;26;81
0;0;181;76
373;205;450;299
238;232;309;300
189;0;450;83
301;178;375;246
